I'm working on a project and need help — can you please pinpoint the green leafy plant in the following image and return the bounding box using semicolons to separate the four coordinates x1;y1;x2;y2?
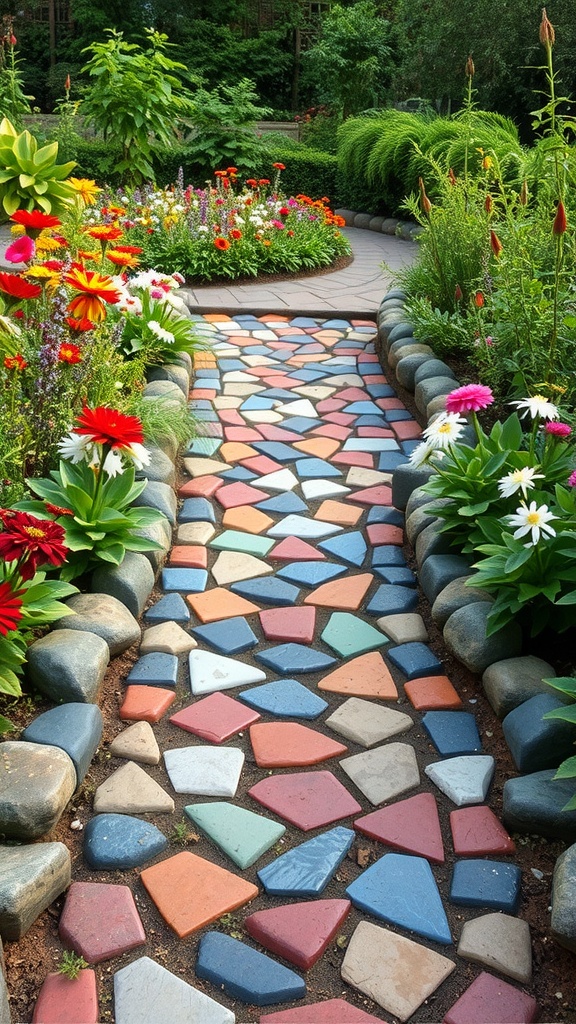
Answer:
542;675;576;810
0;20;33;128
57;950;88;980
185;78;271;172
0;117;76;218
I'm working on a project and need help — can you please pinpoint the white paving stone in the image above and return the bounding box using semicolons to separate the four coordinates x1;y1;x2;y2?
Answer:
339;743;420;804
189;650;266;695
223;384;265;397
376;613;428;644
301;480;351;501
164;746;244;797
425;755;495;806
140;622;197;655
251;330;277;341
292;385;336;399
343;438;399;452
256;469;299;492
93;762;174;814
345;467;392;487
108;722;161;766
183;459;231;479
275;398;318;419
320;374;363;387
211;551;273;586
176;521;216;545
221;371;259;382
326;698;413;747
213;397;242;409
241;355;276;366
267;515;343;539
241;409;284;423
457;913;532;984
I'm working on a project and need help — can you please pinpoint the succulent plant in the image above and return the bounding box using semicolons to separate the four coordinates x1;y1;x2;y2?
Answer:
0;117;76;220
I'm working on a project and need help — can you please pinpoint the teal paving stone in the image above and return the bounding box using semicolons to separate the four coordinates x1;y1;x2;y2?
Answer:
220;467;257;481
367;506;404;526
258;827;355;896
318;531;367;567
231;577;301;606
239;679;328;719
84;814;168;870
366;584;419;616
321;613;388;658
450;859;522;913
195;379;221;392
184;802;286;869
372;546;407;566
126;653;179;688
144;592;190;624
343;438;399;452
192;617;258;655
377;451;410;471
178;498;216;523
161;568;208;593
193;410;219;422
22;702;102;786
184;438;222;457
388;642;443;679
343;402;384;416
256;644;336;676
295;458;342;479
423;711;483;757
196;932;305;1006
257;492;308;515
209;531;275;556
277;561;347;587
345;853;452;945
374;566;417;586
252;442;301;463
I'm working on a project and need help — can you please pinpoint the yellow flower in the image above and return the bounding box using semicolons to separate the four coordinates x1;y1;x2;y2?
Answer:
69;178;101;206
10;224;24;236
24;265;62;290
35;233;63;253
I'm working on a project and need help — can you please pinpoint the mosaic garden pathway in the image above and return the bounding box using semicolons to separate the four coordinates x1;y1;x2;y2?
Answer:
35;314;538;1023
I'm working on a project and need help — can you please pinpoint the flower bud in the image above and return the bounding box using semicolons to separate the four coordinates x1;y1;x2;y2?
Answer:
474;290;485;308
8;34;16;45
553;199;567;235
540;8;555;47
448;167;457;186
65;73;71;91
490;230;503;257
418;177;432;216
465;56;475;77
454;284;463;302
519;180;529;206
484;194;492;214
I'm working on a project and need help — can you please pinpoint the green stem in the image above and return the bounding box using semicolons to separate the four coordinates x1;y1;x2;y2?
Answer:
548;231;562;385
88;445;107;519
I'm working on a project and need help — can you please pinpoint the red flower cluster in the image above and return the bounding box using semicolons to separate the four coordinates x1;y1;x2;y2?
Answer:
0;509;68;580
4;354;27;370
74;405;144;450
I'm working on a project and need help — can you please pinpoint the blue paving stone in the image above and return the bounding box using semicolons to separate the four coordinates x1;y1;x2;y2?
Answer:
184;438;222;457
239;679;328;719
387;642;443;679
258;826;355;895
346;853;452;945
84;813;168;870
372;546;407;567
220;466;258;481
243;345;273;355
287;370;326;383
195;378;221;391
252;442;301;463
290;316;320;327
366;584;418;616
259;388;300;400
278;417;319;434
144;592;190;624
257;492;308;515
353;415;388;427
318;531;367;567
450;860;522;912
423;711;483;757
189;399;213;410
277;561;348;587
335;341;364;349
295;458;342;478
22;703;102;786
374;566;417;586
323;319;352;329
196;932;306;1005
378;451;410;471
366;505;405;526
196;369;221;379
312;364;356;376
161;567;208;593
192;616;258;655
219;359;246;371
127;652;179;688
384;409;413;421
401;440;422;456
193;410;219;422
231;576;300;606
256;643;336;676
502;693;576;772
178;497;215;523
240;396;276;410
343;401;384;416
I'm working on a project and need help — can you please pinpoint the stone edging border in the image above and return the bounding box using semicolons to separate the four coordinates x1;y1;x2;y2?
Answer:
335;208;424;242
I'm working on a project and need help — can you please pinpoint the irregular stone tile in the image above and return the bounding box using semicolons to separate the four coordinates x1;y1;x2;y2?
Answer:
113;956;234;1024
257;492;308;514
366;584;418;616
259;999;383;1022
354;792;444;862
345;467;391;488
341;921;455;1022
366;523;404;546
212;550;273;586
347;853;451;944
245;899;351;971
253;441;302;463
259;606;316;644
332;451;375;468
144;592;190;625
209;530;274;556
126;652;178;689
256;468;299;491
93;761;174;815
119;685;176;724
256;643;336;676
215;481;269;509
425;755;495;806
250;722;347;767
0;842;71;941
178;475;222;498
184;457;231;478
189;649;266;694
293;437;340;459
109;722;160;765
192;616;258;655
161;567;208;593
32;970;98;1023
405;674;463;710
450;805;516;856
301;479;350;501
175;521;216;546
422;710;482;757
295;460;344;481
168;543;208;568
187;588;261;624
222;505;275;534
375;613;427;645
249;771;361;830
239;679;328;719
185;802;285;869
277;561;347;587
387;642;443;679
269;537;325;561
267;515;343;539
314;500;363;526
443;971;538;1024
170;692;259;742
318;531;367;566
59;882;146;964
343;438;398;452
457;913;532;983
231;576;300;606
0;741;76;840
304;573;373;611
450;859;522;912
242;409;283;423
196;931;305;1006
276;398;318;418
318;652;398;699
52;592;140;656
258;827;355;895
22;703;102;787
84;814;168;870
240;454;284;475
340;743;420;805
139;622;197;658
321;613;387;657
325;697;412;747
164;746;244;797
140;852;258;938
373;566;416;587
220;441;259;462
178;497;215;524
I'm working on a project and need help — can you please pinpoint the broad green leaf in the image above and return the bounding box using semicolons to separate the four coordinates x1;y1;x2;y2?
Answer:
0;668;22;697
0;714;15;733
544;676;576;697
553;756;576;780
543;705;576;723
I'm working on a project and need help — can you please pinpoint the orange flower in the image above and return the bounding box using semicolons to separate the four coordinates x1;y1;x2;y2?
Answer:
272;162;285;170
230;229;242;240
4;354;27;370
66;316;95;333
86;225;123;243
106;249;140;268
490;230;503;258
214;237;230;251
64;267;121;323
58;342;82;364
333;215;346;227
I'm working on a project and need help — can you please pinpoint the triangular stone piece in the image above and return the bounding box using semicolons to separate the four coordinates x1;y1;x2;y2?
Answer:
249;770;361;830
304;573;373;611
425;755;495;806
354;792;444;863
346;853;451;944
184;458;232;477
189;649;266;695
267;515;343;539
93;761;174;815
340;743;420;805
114;956;235;1024
259;998;383;1022
258;827;355;895
257;469;299;491
276;398;318;418
245;898;351;970
196;932;305;1006
184;802;286;869
108;721;160;765
318;652;397;699
269;537;325;561
249;722;347;767
326;697;412;747
212;550;273;586
187;588;261;623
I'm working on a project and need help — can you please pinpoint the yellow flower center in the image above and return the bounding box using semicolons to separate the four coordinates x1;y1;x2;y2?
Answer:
24;526;46;539
526;512;541;525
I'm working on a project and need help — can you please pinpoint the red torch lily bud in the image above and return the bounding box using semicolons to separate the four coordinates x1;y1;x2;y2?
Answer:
553;199;567;235
490;230;503;257
418;177;432;217
454;284;463;302
519;180;529;206
475;290;485;308
465;56;475;77
484;194;493;214
540;8;555;47
448;167;457;186
8;34;16;45
65;74;71;91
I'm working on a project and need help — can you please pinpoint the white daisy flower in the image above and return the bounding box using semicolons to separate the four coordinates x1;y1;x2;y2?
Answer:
510;395;559;420
422;412;467;449
408;441;434;467
507;501;557;545
498;466;545;499
57;432;92;464
102;449;124;478
148;320;175;344
124;442;151;470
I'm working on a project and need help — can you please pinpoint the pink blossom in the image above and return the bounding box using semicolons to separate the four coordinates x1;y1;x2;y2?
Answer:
568;470;576;488
545;421;572;437
5;234;35;264
485;336;494;347
445;383;494;414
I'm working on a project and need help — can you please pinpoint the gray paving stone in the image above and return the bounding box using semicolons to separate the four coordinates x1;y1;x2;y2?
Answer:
0;741;76;839
93;761;174;815
0;842;71;940
443;603;522;674
92;552;155;618
503;770;576;841
140;622;197;656
431;575;493;628
482;656;556;719
109;722;161;765
376;612;428;644
340;743;420;804
52;592;140;656
26;629;109;703
551;843;576;953
326;698;413;747
457;912;532;983
114;956;235;1024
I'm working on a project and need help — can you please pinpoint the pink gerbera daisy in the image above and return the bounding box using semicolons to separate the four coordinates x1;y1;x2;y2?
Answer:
445;384;494;414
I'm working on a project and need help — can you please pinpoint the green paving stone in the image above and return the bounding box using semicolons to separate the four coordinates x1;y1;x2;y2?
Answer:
185;438;222;457
209;531;275;557
321;613;388;658
184;802;286;869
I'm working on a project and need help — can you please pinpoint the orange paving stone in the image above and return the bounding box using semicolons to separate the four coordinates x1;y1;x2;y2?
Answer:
293;437;341;459
250;722;348;768
187;588;261;623
119;686;176;723
222;506;275;534
203;314;235;322
259;606;317;643
304;573;374;611
318;652;398;699
168;545;208;569
140;852;258;938
314;501;364;526
219;442;259;463
404;675;464;711
366;523;404;546
178;475;223;498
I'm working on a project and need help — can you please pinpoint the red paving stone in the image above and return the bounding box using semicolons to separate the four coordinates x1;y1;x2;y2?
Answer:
119;686;176;723
354;792;445;863
318;652;398;699
249;722;347;768
311;424;352;440
245;899;351;970
392;419;423;441
240;454;284;475
404;675;463;710
269;537;325;561
59;882;146;964
258;424;302;441
178;475;223;498
443;971;538;1024
218;409;245;426
316;399;346;413
304;572;374;611
346;484;392;506
248;770;361;830
32;971;99;1024
168;545;208;569
450;806;516;856
323;412;356;425
224;426;264;443
170;692;261;743
259;605;317;643
260;999;386;1022
357;427;393;437
366;523;404;546
331;451;375;468
214;481;269;508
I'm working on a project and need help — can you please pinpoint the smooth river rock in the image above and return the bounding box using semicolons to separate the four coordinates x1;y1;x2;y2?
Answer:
0;842;71;940
26;629;110;703
0;742;76;839
52;593;141;656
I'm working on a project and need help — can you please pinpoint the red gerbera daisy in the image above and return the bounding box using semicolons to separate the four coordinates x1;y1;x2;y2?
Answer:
0;510;68;579
65;316;95;333
3;354;27;370
214;237;230;251
0;579;24;636
74;405;144;449
58;342;82;364
0;273;42;303
10;210;62;237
